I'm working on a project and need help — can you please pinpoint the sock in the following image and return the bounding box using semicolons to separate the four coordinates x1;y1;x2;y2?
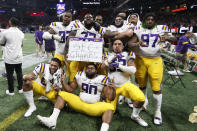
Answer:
23;90;36;108
100;122;109;131
142;89;148;107
132;107;141;118
142;89;148;101
153;94;162;112
50;108;60;121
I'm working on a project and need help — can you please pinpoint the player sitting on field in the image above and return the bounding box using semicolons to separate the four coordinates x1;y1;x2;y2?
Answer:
23;58;63;117
37;63;116;131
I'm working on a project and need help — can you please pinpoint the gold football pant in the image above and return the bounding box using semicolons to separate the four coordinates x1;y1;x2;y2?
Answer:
109;82;145;110
59;91;115;116
32;81;57;103
135;56;163;91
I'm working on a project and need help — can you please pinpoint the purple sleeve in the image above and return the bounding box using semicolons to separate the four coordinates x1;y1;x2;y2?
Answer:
185;43;196;48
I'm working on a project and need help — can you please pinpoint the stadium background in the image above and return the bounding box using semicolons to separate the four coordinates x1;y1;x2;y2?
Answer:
0;0;197;131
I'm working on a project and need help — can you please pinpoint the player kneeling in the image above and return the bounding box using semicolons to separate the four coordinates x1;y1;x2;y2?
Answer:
102;39;148;127
37;63;116;131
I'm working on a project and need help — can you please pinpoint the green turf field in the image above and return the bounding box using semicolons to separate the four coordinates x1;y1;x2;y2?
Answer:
0;34;197;131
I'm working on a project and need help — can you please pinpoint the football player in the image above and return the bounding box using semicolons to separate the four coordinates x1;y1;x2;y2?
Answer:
107;16;130;33
23;58;63;117
129;12;177;125
115;13;142;107
102;39;148;127
107;15;135;106
42;11;73;80
95;15;103;26
127;13;142;28
66;13;106;82
37;63;116;131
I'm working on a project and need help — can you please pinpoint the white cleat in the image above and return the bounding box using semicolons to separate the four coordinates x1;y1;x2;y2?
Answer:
37;115;56;129
154;111;162;125
131;115;148;127
118;96;124;104
24;106;36;117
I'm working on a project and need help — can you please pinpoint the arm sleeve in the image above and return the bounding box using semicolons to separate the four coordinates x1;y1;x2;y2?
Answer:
42;32;53;40
119;65;136;74
181;38;196;48
0;33;6;45
33;63;43;76
185;43;196;48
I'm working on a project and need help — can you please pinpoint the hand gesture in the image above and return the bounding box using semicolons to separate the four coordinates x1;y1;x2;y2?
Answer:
61;71;66;83
107;78;115;89
53;84;60;92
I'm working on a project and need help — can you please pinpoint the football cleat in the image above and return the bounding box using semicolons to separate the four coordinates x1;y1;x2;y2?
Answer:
37;115;56;129
154;111;162;125
24;106;36;117
131;115;148;127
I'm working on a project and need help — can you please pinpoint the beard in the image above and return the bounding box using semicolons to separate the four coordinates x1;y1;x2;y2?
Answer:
86;72;96;79
115;22;123;28
84;21;93;29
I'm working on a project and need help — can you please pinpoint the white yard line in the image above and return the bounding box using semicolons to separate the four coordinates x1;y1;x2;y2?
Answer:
0;53;48;75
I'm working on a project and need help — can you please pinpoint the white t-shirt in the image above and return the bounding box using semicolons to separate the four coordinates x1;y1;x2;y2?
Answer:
0;27;24;64
0;28;6;58
75;71;110;103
